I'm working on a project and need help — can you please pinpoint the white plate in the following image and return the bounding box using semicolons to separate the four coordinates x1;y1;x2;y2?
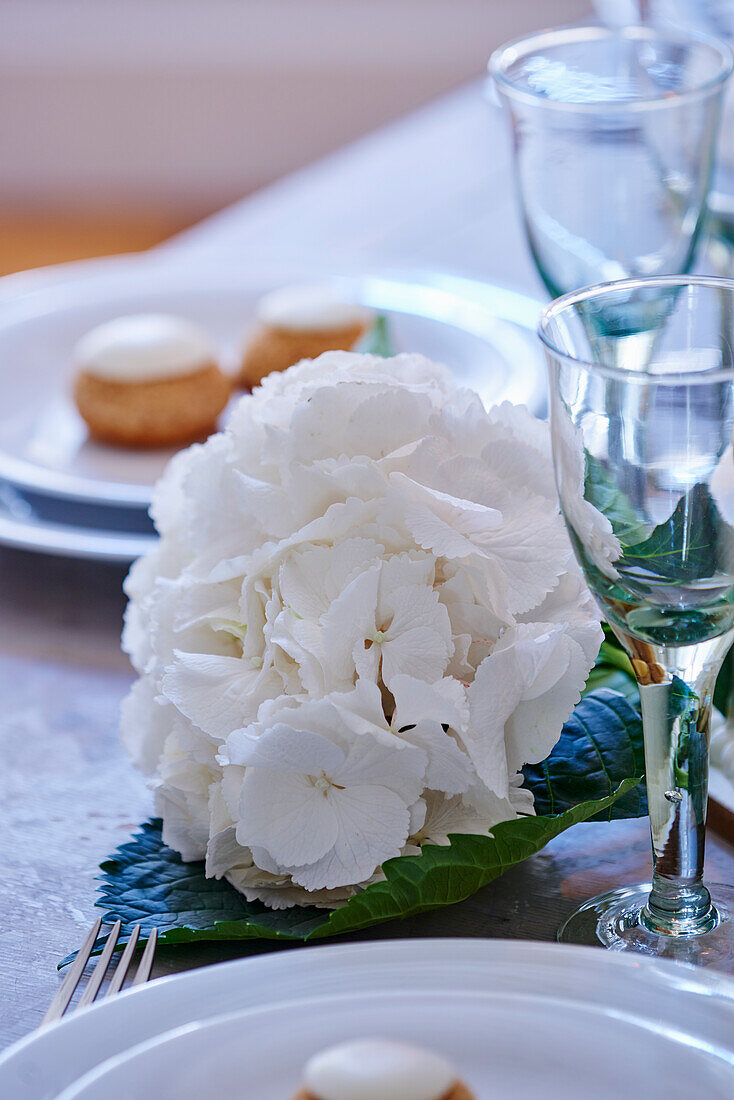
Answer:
0;481;155;563
57;988;734;1100
0;260;546;510
3;940;734;1100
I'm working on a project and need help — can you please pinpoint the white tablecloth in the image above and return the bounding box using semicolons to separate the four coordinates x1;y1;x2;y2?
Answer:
161;82;544;298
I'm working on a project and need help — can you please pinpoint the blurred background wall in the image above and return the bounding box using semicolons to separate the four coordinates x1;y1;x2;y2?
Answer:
0;0;591;270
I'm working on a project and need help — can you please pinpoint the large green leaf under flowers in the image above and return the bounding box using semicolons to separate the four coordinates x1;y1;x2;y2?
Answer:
523;689;646;821
61;687;644;965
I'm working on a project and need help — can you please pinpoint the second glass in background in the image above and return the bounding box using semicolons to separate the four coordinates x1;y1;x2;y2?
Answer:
489;25;733;299
593;0;734;251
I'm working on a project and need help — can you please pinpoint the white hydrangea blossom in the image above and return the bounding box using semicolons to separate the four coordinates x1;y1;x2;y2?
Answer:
121;352;602;908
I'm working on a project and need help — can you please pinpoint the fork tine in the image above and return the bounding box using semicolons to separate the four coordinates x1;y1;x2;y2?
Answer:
41;916;103;1026
76;921;122;1009
105;924;141;997
132;927;158;986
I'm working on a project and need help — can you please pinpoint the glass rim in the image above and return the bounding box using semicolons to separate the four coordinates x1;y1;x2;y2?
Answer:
488;23;734;113
538;275;734;386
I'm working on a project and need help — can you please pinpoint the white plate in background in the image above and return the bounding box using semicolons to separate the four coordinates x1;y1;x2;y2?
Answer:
0;481;154;564
0;261;547;510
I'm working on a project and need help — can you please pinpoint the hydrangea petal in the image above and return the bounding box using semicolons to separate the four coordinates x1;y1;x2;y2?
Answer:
226;722;345;774
162;652;279;740
289;785;411;890
238;768;339;867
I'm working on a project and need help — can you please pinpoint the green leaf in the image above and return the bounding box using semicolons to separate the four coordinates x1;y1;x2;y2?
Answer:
583;452;647;545
598;635;635;675
583;664;640;701
356;314;395;358
621;483;718;584
714;647;733;716
666;675;701;798
583;640;639;703
64;779;640;966
522;689;646;821
61;689;646;966
312;780;640;940
97;820;327;941
582;458;721;589
59;822;326;967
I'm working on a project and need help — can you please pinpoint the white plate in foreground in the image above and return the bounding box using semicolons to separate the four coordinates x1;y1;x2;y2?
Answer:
3;940;734;1100
0;259;546;509
57;986;734;1100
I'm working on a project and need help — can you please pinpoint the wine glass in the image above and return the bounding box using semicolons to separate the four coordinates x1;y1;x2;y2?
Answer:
489;25;733;299
541;274;734;967
592;0;734;251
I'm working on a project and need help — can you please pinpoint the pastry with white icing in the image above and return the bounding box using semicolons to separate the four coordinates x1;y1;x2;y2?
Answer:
73;313;230;448
292;1038;475;1100
238;284;371;389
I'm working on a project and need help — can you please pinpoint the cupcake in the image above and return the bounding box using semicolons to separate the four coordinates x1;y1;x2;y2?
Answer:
238;284;371;389
292;1038;475;1100
73;313;230;448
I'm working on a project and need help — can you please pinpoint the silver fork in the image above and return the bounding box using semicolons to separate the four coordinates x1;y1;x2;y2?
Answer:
41;918;158;1026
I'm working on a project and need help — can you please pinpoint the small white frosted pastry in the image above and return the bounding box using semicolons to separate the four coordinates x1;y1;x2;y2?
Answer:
73;313;230;448
257;286;372;333
74;314;218;383
293;1038;474;1100
238;284;371;389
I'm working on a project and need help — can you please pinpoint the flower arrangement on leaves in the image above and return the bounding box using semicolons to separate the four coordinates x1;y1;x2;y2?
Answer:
121;352;603;911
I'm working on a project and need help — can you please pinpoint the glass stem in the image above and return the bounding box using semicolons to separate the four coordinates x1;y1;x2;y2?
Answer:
614;630;732;937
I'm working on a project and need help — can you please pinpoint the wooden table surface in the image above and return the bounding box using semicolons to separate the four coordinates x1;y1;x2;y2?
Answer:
3;81;734;1054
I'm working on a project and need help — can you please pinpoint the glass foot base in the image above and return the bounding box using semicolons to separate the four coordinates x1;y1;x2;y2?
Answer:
558;883;734;972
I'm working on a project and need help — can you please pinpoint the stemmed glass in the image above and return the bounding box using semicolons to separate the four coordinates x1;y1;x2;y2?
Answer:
541;274;734;967
489;25;733;299
591;0;734;252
